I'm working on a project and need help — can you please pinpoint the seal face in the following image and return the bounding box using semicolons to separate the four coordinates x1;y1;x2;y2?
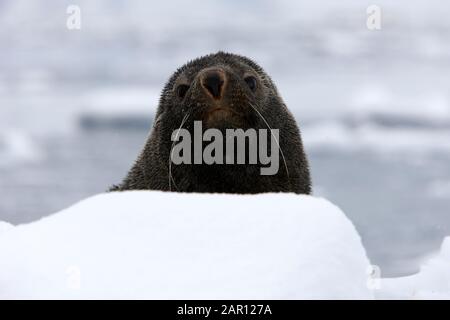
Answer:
111;52;312;194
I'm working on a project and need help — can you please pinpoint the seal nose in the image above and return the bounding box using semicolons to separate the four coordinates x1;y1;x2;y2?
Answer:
200;68;226;100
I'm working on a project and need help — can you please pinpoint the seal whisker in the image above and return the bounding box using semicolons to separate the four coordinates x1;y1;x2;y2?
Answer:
247;102;290;180
169;111;191;191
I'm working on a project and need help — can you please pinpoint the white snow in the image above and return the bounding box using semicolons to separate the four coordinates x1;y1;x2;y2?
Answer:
1;191;448;300
0;192;372;300
0;222;13;237
377;237;450;299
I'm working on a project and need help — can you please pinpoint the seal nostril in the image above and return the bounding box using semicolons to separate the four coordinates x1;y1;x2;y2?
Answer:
201;71;225;99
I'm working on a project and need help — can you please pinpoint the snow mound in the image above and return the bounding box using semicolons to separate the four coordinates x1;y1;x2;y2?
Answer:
0;192;372;299
0;222;13;237
377;237;450;299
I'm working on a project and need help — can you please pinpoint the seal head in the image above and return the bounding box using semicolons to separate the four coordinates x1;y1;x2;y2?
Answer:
112;52;311;194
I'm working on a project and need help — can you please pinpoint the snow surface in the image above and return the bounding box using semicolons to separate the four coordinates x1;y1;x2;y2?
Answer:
0;222;13;237
0;192;373;299
1;191;448;299
377;237;450;299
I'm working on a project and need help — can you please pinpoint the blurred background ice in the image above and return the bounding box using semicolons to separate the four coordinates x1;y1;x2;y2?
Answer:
0;0;449;277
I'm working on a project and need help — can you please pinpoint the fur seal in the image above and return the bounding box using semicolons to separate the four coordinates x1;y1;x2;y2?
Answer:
111;52;311;194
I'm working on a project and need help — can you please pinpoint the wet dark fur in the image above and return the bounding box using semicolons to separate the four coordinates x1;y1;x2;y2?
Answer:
111;52;311;194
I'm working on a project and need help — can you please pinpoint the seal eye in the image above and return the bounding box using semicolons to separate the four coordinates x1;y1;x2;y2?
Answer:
176;84;190;99
244;76;257;91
